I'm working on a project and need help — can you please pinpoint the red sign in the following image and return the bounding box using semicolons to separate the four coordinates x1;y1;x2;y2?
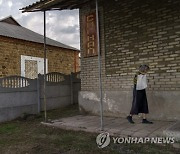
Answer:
83;12;98;57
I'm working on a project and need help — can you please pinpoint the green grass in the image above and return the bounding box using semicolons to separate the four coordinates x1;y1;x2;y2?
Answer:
0;104;179;154
0;123;19;134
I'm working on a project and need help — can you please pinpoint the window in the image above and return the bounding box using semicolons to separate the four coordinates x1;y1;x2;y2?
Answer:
21;55;48;79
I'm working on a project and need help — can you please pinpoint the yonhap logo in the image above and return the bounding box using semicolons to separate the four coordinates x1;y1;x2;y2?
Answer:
96;133;175;149
96;132;110;148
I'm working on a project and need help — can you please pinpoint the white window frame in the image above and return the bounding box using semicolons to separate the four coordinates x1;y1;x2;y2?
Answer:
21;55;48;77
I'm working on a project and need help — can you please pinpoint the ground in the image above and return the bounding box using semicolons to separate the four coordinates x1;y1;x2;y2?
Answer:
0;105;179;154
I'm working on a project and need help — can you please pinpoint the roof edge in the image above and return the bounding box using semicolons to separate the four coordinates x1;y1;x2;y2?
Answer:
0;34;80;52
0;15;21;26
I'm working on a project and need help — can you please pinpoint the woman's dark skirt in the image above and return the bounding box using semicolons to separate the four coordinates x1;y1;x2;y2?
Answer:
130;85;149;115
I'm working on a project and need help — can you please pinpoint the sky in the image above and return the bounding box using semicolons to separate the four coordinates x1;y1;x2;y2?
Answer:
0;0;80;49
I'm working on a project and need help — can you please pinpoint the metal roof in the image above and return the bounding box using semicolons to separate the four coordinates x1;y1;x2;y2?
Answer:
0;16;21;26
21;0;92;12
0;17;79;51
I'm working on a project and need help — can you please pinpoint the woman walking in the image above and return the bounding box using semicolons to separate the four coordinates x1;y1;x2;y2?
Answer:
127;64;153;124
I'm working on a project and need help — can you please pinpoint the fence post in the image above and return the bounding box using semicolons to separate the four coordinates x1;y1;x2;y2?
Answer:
37;74;41;113
70;72;74;104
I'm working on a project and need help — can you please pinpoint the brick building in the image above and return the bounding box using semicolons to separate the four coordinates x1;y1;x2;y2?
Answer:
79;0;180;121
0;16;79;78
22;0;180;120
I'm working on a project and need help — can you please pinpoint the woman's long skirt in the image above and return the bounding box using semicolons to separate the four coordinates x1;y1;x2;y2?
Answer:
130;85;149;115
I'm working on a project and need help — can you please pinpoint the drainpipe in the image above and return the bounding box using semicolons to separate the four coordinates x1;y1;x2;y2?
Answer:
96;0;104;131
43;10;47;122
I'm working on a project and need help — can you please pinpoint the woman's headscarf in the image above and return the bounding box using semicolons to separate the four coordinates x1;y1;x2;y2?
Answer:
139;64;150;73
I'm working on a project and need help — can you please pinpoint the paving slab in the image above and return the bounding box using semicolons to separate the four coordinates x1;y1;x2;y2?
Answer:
163;121;180;141
42;115;177;139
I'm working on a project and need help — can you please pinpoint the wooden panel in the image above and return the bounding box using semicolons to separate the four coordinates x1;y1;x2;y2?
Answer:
83;12;98;57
